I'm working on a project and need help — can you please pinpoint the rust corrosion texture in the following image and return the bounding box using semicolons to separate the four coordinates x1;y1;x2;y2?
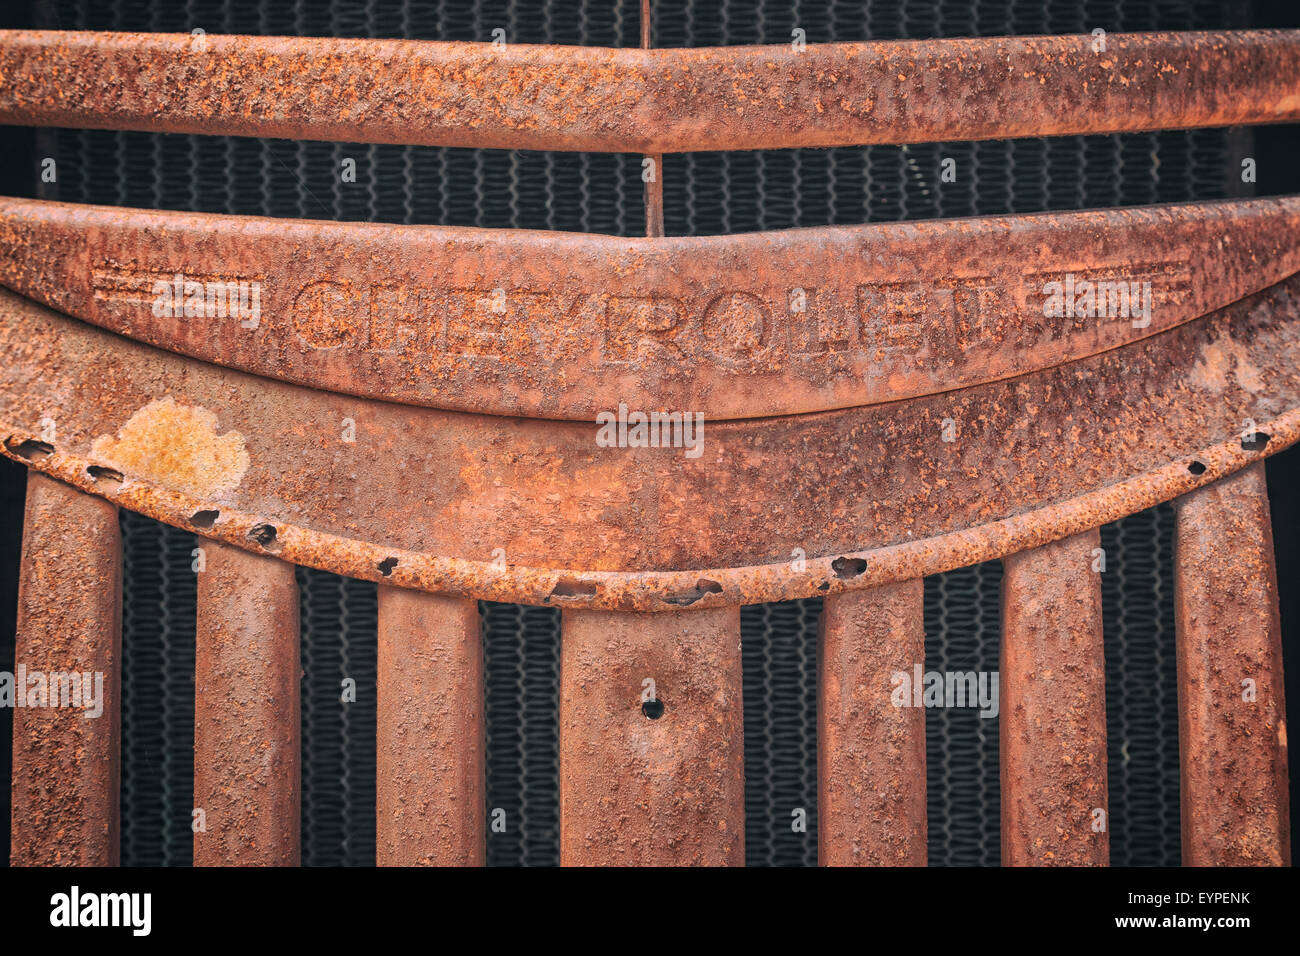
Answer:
0;30;1298;152
1001;530;1108;866
2;276;1300;609
10;474;120;866
818;581;926;866
559;607;744;865
1;196;1298;420
376;588;484;866
194;541;300;866
1175;464;1291;865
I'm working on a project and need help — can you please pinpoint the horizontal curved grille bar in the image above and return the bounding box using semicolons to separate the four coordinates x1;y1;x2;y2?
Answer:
2;195;1298;420
0;29;1298;152
2;275;1297;609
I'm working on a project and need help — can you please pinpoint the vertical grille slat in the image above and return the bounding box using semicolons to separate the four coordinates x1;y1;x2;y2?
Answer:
818;582;927;865
559;608;746;865
9;473;121;866
1000;530;1109;866
1174;463;1291;865
193;542;300;866
376;588;484;865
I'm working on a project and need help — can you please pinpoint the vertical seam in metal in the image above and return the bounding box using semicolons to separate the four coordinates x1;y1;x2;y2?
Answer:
641;0;665;237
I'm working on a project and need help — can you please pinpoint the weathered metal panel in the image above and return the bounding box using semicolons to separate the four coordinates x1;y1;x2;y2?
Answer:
559;607;744;864
2;15;1298;873
2;196;1298;420
2;277;1298;609
1;30;1298;153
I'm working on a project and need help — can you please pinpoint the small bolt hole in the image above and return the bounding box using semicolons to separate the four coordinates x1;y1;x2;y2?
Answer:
249;523;279;549
642;699;665;720
87;465;124;486
7;438;53;461
831;556;868;580
1188;460;1207;476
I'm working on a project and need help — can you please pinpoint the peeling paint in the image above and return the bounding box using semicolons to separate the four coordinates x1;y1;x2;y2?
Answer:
91;396;249;498
1188;333;1267;393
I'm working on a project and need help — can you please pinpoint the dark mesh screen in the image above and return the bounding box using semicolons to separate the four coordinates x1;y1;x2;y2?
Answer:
118;514;196;866
480;602;560;867
296;569;377;867
924;562;1004;865
0;0;1295;868
742;601;822;866
1099;504;1182;866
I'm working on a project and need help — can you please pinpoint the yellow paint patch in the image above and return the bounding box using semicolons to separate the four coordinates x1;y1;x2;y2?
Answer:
91;397;249;498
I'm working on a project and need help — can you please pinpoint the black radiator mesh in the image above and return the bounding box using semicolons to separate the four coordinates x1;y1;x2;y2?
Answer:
118;512;196;867
662;129;1232;235
295;568;377;867
480;602;560;867
742;601;822;866
0;0;1274;867
1099;503;1182;866
924;562;1004;866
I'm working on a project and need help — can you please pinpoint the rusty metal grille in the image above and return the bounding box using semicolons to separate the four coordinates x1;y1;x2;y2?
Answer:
18;0;1255;871
0;0;1297;872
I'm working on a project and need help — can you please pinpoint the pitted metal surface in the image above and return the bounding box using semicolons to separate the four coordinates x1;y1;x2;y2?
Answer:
1175;464;1291;866
818;581;927;866
1;30;1298;153
559;606;745;865
193;540;300;866
1001;530;1109;866
2;272;1299;609
1;196;1297;420
9;474;121;866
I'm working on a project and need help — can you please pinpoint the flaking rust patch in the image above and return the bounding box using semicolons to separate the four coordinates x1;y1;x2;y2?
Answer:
1187;333;1266;393
91;396;249;498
